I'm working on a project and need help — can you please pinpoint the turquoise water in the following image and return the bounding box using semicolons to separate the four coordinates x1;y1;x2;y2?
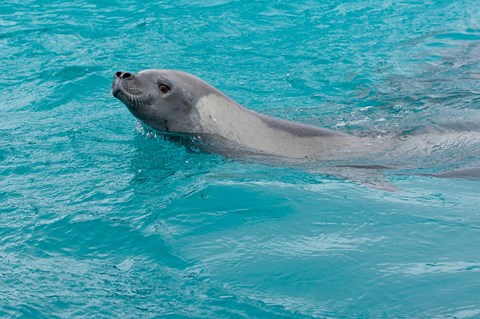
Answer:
2;0;480;318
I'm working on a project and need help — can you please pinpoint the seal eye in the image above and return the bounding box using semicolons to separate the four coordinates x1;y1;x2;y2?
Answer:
158;83;170;94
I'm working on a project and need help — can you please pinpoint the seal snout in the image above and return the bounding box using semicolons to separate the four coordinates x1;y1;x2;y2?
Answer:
115;71;132;79
112;71;134;97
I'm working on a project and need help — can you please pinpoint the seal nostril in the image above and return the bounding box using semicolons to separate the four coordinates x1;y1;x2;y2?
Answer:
122;72;132;79
115;71;122;78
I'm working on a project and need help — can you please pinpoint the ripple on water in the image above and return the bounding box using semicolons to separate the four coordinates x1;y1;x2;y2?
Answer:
2;0;480;318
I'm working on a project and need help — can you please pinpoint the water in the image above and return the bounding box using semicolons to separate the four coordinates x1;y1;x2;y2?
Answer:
1;0;480;318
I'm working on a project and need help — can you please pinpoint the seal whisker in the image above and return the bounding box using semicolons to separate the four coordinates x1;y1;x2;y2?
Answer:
132;95;139;107
134;95;146;108
125;92;143;108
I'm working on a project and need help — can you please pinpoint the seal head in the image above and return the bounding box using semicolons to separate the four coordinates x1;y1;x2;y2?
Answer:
112;69;219;133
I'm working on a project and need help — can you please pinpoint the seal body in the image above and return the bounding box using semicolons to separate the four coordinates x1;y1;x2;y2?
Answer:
112;69;384;161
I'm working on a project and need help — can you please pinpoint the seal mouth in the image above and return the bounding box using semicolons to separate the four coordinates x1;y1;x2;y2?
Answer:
112;72;145;98
112;87;121;97
112;80;133;105
112;77;149;113
111;74;123;98
112;75;134;102
112;83;129;104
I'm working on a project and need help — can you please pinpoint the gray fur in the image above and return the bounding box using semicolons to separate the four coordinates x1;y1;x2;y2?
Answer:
256;113;346;138
112;69;357;160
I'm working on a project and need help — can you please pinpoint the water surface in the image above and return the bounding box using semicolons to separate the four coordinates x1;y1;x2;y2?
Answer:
1;0;480;318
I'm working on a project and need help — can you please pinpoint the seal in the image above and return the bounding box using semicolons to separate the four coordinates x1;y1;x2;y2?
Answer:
112;69;385;161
